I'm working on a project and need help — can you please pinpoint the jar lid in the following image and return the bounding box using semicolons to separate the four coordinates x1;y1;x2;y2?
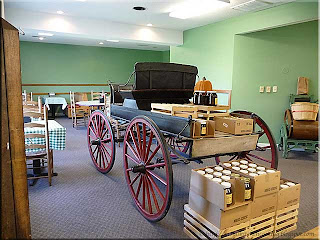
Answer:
248;168;256;172
212;178;222;183
204;174;213;179
240;160;248;165
221;175;231;181
197;170;206;175
232;166;240;171
205;168;214;173
213;172;222;177
266;169;276;173
286;182;296;187
240;170;249;174
248;163;257;168
240;165;248;169
222;170;232;175
257;166;266;171
257;171;266;175
223;163;232;167
231;162;240;166
280;184;289;189
214;166;224;171
221;182;231;188
249;173;258;177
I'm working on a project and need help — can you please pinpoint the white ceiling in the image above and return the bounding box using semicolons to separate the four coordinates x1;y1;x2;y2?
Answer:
4;0;294;50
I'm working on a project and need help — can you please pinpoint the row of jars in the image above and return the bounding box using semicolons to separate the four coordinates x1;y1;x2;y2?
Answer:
223;160;276;177
193;91;218;106
280;181;296;189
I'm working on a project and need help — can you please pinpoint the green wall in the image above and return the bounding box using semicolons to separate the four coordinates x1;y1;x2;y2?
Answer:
232;20;318;142
20;41;167;98
170;2;318;90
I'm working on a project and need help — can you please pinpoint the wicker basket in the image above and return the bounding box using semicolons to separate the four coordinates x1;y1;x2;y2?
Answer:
291;102;319;121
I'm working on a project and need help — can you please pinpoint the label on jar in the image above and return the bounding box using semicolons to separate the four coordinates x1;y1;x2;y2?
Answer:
226;193;233;205
245;189;251;200
201;123;207;135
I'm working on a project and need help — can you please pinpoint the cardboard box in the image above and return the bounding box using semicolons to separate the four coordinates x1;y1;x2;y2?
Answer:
188;190;251;229
192;120;215;138
215;116;253;135
251;193;277;219
277;179;301;210
190;168;249;210
222;161;281;200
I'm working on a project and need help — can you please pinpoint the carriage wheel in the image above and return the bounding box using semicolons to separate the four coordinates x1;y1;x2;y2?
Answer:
165;136;190;158
123;116;173;222
87;110;115;173
216;111;278;169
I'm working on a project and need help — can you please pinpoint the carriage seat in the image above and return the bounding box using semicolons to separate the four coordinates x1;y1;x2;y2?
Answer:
115;62;198;110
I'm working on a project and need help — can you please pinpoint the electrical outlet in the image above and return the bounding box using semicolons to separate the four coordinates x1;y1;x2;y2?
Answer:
259;86;264;93
266;86;271;93
273;86;278;92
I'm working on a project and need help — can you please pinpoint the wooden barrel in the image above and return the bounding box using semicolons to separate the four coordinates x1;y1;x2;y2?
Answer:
284;109;318;140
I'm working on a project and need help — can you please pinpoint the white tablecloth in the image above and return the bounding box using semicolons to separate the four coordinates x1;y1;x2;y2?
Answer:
45;97;68;110
76;101;105;107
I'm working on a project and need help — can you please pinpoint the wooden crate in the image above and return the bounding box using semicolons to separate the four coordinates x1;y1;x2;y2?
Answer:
151;103;198;119
248;212;275;239
184;204;250;239
196;105;230;120
273;204;299;238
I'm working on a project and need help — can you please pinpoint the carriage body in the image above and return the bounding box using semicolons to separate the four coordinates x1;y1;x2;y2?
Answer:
87;62;278;222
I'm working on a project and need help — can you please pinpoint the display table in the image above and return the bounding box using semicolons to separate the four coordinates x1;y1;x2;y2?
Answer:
45;97;68;119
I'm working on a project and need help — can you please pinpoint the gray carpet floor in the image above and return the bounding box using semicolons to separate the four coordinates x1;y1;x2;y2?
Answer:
28;117;318;239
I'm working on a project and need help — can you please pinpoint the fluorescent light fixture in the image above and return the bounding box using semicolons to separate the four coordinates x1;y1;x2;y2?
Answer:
57;10;64;14
169;0;229;19
107;40;119;43
147;23;153;27
76;0;86;1
39;37;45;40
38;32;54;37
99;42;104;45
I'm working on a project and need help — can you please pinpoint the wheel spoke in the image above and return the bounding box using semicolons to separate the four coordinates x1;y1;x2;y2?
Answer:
135;176;143;199
247;153;271;163
145;163;166;169
146;145;160;164
130;173;141;186
146;175;160;212
142;124;147;161
142;176;146;210
135;123;142;156
100;145;110;164
130;128;141;156
146;170;167;186
125;143;141;164
145;176;153;214
125;153;140;165
89;125;98;138
146;173;165;201
144;131;154;162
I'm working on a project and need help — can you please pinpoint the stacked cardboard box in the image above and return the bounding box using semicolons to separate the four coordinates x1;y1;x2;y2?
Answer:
184;160;301;239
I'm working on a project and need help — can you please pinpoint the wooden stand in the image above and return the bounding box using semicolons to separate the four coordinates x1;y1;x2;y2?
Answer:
1;19;31;239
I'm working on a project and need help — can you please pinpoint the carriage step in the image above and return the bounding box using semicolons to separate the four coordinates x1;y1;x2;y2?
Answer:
183;204;250;239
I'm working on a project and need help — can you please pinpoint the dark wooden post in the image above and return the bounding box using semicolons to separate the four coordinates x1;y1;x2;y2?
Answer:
1;18;31;239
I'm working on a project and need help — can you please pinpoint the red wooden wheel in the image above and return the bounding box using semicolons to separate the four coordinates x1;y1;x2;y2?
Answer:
165;136;190;158
87;110;115;173
216;111;278;169
123;116;173;222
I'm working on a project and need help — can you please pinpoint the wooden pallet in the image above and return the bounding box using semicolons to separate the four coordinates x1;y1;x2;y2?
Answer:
248;212;276;239
196;105;230;120
184;204;250;239
151;103;198;119
273;204;299;238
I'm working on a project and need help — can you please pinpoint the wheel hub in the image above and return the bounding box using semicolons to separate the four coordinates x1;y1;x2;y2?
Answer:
91;138;101;146
131;164;146;174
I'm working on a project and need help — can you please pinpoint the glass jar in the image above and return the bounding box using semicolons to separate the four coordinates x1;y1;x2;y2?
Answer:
197;170;205;175
205;168;213;174
222;170;231;175
223;163;232;168
240;160;248;165
244;178;252;201
214;166;223;172
221;182;233;207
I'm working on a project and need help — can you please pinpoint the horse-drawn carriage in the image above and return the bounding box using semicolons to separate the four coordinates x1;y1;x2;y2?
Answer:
86;62;278;222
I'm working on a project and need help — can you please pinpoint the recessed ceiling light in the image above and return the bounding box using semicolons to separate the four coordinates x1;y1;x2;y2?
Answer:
133;6;146;11
99;42;104;45
57;10;64;14
39;37;45;40
38;32;54;37
107;40;119;43
147;23;153;27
